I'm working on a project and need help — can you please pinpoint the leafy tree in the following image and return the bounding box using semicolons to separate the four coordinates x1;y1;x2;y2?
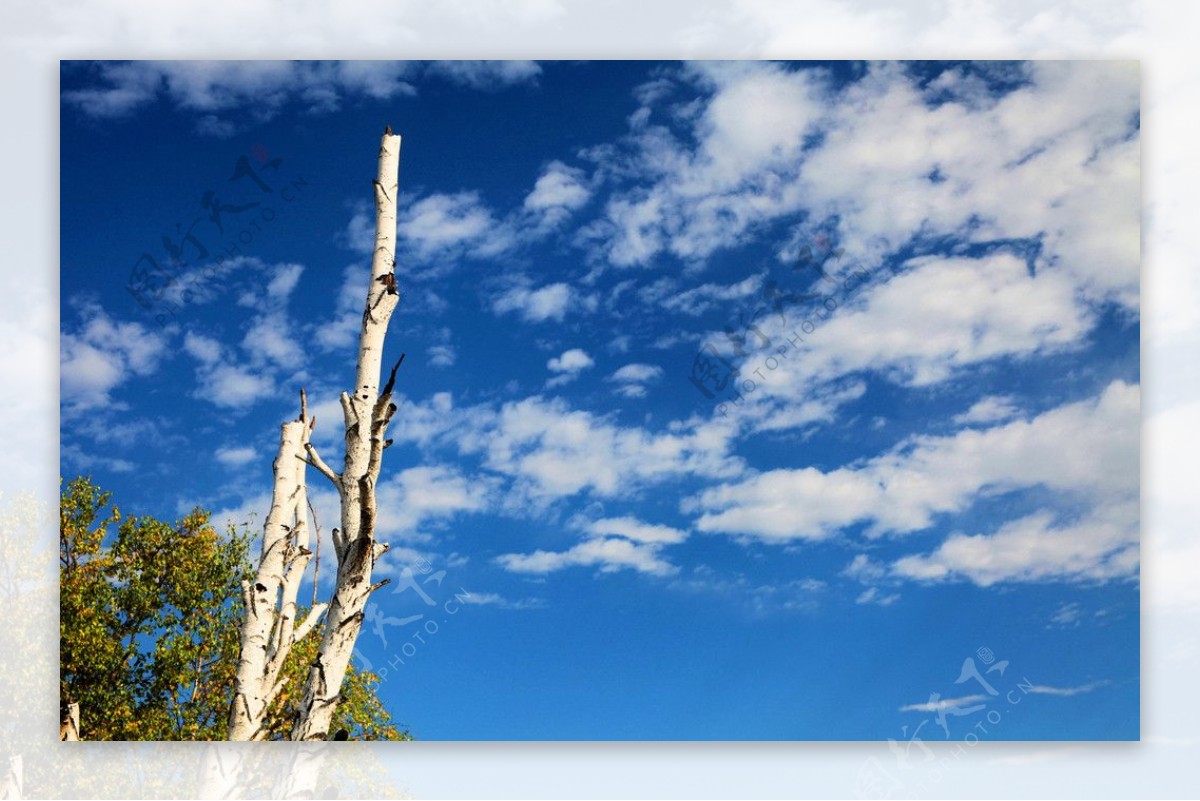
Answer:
59;476;408;741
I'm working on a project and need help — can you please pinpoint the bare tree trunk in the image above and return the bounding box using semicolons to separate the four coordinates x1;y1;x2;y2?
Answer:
291;128;404;740
228;395;327;741
60;702;79;741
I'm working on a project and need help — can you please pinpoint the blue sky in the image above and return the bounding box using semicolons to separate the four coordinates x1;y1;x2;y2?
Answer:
59;60;1140;741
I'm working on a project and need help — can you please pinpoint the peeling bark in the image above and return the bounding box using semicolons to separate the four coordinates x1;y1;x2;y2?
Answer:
228;397;326;740
291;129;404;741
60;703;79;742
228;128;404;742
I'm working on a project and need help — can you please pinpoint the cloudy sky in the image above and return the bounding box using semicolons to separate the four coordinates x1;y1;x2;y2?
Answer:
59;60;1139;740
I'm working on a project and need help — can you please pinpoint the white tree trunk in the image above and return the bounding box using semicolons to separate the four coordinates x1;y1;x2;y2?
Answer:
61;702;79;742
228;395;326;741
291;129;404;740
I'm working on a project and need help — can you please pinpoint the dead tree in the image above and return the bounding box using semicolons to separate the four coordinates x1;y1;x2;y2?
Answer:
228;393;325;740
292;128;404;740
229;127;405;741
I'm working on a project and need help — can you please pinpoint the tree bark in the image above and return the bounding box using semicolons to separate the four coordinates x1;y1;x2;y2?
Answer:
228;396;326;741
291;129;404;740
60;703;79;742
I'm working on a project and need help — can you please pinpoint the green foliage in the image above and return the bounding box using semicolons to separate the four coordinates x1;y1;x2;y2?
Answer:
59;476;410;741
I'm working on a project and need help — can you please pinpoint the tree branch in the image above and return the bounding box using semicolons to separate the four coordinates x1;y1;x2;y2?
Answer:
380;353;406;399
294;603;328;643
302;443;340;486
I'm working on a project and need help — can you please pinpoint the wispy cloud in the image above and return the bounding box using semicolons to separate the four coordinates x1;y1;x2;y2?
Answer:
1022;681;1110;697
64;60;542;131
214;445;257;466
900;694;988;713
497;514;689;577
953;395;1022;425
457;592;547;611
608;362;664;398
689;382;1139;589
61;301;169;412
492;282;576;323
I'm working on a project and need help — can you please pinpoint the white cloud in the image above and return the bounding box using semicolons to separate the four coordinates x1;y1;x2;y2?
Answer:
232;263;308;371
610;363;664;383
374;464;495;540
496;514;686;577
855;586;900;606
195;114;236;138
331;61;418;100
587;61;827;267
181;332;275;409
183;332;222;365
842;554;901;605
472;395;743;501
547;348;594;374
900;694;988;713
580;63;1137;422
208;491;271;533
747;253;1093;416
61;443;136;474
315;265;367;352
799;61;1139;308
1022;681;1110;697
842;553;888;583
692;465;880;543
427;344;457;368
545;348;593;386
375;389;743;506
692;380;1138;547
456;591;546;610
492;282;574;323
215;445;257;466
266;262;305;299
398;191;513;263
585;516;687;544
64;60;540;126
340;205;376;257
63;61;166;118
242;309;303;369
892;501;1138;587
524;161;591;225
609;362;664;398
675;249;1099;438
400;188;513;261
1048;602;1083;628
381;390;460;449
661;274;765;316
954;395;1021;425
496;536;678;577
425;60;542;90
198;362;276;408
61;302;169;410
